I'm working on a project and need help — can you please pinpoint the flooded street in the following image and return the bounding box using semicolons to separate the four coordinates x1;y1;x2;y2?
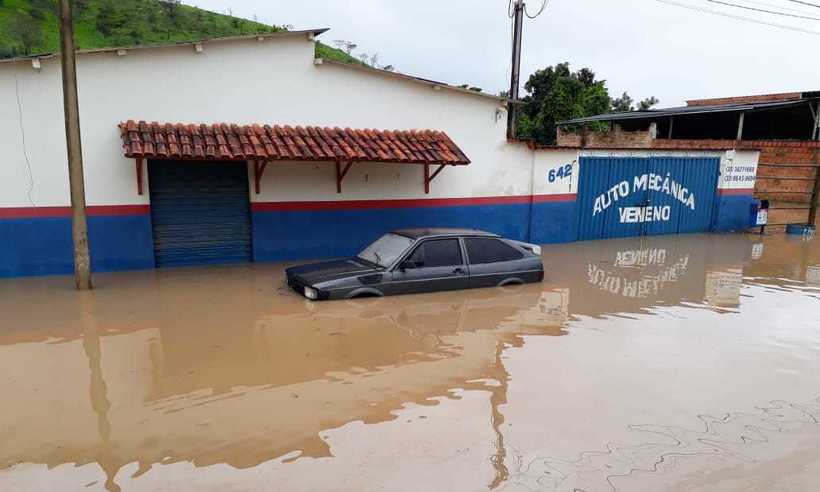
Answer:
1;233;820;491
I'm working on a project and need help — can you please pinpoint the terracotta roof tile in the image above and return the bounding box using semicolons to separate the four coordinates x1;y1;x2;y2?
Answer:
118;120;470;166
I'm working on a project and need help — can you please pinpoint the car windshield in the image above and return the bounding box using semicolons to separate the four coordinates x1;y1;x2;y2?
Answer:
357;233;414;267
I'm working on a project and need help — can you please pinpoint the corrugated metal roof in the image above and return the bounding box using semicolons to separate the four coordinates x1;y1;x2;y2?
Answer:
560;97;819;125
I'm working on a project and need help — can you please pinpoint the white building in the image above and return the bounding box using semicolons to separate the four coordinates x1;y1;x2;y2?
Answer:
0;29;755;277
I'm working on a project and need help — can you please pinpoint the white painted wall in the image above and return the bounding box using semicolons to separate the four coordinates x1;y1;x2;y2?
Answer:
0;34;537;208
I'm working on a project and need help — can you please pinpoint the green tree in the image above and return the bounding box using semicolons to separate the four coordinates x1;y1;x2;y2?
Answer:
611;92;634;113
515;63;659;144
515;63;612;145
611;92;658;112
638;96;659;110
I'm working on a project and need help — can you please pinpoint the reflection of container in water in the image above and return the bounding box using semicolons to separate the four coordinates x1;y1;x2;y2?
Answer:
807;266;820;286
705;269;743;307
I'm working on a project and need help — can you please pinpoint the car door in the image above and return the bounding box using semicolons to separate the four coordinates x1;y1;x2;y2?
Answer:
388;238;469;295
464;237;528;289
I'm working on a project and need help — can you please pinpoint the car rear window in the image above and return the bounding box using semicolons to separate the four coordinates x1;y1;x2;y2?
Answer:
408;239;463;268
464;238;523;265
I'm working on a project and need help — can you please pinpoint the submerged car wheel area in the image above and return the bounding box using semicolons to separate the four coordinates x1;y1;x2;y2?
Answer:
286;229;544;300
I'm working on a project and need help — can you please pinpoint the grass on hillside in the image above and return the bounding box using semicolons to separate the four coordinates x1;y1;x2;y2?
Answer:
0;0;360;65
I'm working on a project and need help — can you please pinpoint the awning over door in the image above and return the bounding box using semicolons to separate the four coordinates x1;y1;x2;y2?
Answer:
119;120;470;194
120;120;470;164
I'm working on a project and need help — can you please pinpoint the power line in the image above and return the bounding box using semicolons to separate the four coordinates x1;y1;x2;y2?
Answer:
705;0;820;20
655;0;820;34
784;0;820;8
743;0;820;14
525;0;550;18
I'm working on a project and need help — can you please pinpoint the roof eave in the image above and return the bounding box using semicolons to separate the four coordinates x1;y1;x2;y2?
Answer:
316;58;508;104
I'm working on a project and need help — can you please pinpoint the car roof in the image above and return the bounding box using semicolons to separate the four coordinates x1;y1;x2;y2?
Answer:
391;228;501;240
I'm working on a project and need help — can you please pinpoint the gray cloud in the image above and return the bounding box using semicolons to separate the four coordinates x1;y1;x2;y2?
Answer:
188;0;819;106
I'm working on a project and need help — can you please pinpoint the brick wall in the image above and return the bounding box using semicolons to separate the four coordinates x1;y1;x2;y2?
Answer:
555;128;583;147
750;141;820;227
556;125;654;149
686;92;802;107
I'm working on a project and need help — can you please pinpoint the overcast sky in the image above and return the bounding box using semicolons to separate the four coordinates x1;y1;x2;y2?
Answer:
187;0;819;107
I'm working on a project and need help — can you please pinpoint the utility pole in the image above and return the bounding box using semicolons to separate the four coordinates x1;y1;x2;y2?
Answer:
58;0;92;290
507;0;525;140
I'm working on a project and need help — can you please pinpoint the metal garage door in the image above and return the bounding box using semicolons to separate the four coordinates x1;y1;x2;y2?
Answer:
148;160;252;267
576;156;719;241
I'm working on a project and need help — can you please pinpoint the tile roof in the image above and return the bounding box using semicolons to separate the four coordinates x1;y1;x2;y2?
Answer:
119;120;470;165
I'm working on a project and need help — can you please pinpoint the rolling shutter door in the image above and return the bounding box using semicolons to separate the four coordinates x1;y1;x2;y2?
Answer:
148;160;252;267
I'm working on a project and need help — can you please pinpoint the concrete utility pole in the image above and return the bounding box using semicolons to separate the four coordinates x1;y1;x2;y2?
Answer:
507;0;525;140
58;0;92;290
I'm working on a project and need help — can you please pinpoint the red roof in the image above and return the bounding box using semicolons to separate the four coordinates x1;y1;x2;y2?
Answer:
686;92;802;107
119;120;470;165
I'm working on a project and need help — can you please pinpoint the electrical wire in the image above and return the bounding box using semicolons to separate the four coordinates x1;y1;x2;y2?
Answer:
525;0;550;18
655;0;820;34
742;0;820;14
13;68;36;208
705;0;820;20
784;0;820;8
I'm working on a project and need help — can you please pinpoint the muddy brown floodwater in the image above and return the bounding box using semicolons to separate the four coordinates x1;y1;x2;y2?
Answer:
1;233;820;491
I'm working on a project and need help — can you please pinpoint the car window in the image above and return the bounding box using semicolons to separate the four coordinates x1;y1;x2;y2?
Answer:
358;233;415;267
464;238;523;265
407;239;463;268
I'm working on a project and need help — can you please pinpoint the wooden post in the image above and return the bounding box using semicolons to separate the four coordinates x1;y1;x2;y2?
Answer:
59;0;92;290
667;117;674;139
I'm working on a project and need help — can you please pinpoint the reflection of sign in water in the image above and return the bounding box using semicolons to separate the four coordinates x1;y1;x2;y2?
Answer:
751;243;764;260
615;248;667;267
500;289;570;331
536;289;569;326
807;266;820;286
593;173;697;221
755;209;768;226
705;269;743;307
587;254;690;298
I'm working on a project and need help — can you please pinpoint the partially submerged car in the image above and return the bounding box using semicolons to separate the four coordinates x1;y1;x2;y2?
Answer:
286;228;544;300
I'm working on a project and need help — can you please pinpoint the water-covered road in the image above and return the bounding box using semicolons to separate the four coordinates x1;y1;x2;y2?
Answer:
1;233;819;491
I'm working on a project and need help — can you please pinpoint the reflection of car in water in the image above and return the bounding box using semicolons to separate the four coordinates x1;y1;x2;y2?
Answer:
286;229;544;300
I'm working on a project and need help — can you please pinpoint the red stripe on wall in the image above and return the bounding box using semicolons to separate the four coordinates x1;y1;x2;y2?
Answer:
718;188;755;196
1;195;577;218
251;194;577;212
0;205;150;219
